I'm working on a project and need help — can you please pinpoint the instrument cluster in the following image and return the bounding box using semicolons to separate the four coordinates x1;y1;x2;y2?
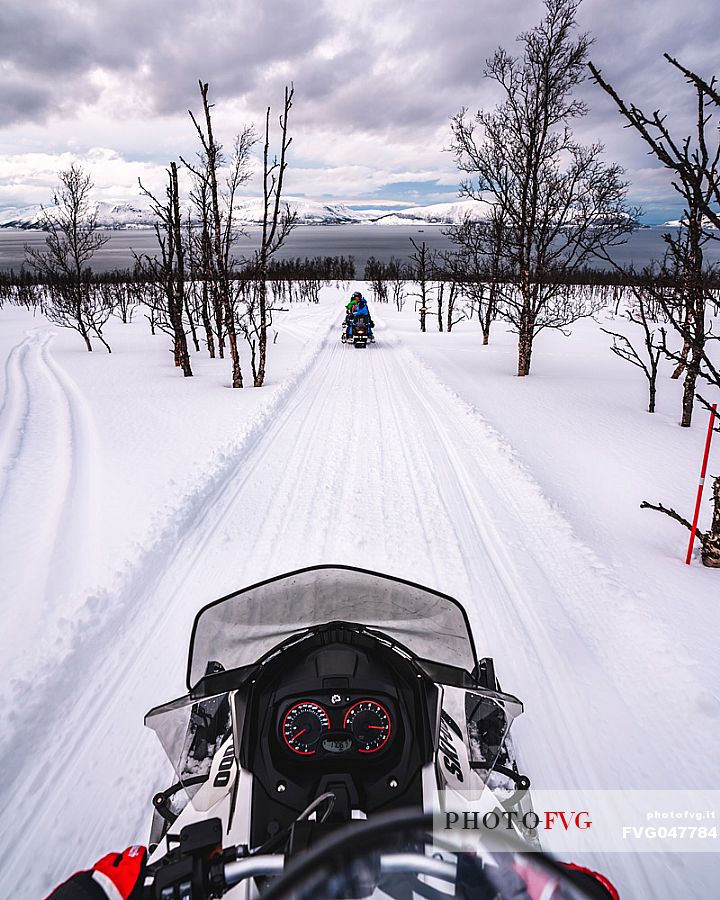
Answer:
280;697;393;757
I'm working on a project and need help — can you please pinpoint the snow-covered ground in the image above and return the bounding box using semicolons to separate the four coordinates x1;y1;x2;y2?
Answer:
0;287;718;897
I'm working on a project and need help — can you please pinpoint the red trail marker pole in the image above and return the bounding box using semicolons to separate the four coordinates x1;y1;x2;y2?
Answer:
686;403;718;565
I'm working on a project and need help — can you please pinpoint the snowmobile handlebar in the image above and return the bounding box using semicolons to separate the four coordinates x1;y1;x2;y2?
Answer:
142;814;460;899
143;847;456;898
142;810;613;899
223;851;456;887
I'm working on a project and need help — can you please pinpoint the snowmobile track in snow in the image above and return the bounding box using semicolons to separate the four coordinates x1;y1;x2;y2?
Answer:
0;329;99;660
0;315;710;898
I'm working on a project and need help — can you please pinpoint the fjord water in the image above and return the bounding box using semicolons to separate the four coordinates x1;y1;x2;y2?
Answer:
2;224;720;274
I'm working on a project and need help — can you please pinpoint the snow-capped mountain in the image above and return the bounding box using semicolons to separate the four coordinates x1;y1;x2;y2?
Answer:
662;216;717;230
371;198;493;225
0;201;158;230
0;197;362;229
265;197;493;225
234;197;359;225
0;196;494;229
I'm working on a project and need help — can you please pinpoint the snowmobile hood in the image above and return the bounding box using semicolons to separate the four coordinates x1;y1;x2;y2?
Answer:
186;565;479;690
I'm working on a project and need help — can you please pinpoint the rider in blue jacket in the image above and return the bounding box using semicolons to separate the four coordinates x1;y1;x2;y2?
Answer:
346;292;374;339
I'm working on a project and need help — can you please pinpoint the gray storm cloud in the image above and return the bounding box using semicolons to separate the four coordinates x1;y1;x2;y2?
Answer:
0;0;718;215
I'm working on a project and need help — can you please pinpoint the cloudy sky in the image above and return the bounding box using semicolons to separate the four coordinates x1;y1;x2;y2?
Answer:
0;0;717;222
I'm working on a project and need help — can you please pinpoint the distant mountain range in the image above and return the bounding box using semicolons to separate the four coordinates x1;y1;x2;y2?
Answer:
0;197;491;230
2;196;654;230
0;201;158;230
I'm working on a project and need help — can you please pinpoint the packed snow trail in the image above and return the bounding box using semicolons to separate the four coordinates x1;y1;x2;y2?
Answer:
0;329;100;681
0;320;713;896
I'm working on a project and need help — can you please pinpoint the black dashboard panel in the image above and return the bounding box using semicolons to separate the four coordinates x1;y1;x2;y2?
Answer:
279;695;394;756
240;626;438;847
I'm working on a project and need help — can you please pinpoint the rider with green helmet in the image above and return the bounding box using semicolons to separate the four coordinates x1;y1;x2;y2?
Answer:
344;291;374;340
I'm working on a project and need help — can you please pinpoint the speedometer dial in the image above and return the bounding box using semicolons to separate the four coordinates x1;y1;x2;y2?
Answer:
282;702;330;754
344;700;391;753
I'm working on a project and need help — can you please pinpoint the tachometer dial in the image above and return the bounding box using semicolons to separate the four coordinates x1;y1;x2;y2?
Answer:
344;700;391;753
282;702;330;755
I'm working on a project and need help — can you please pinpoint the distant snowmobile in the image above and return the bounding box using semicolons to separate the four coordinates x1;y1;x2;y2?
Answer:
342;293;375;347
140;565;617;899
341;311;373;347
342;314;374;347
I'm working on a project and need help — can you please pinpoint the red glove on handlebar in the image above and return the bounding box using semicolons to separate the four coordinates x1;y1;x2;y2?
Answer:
514;858;620;899
563;863;620;899
46;845;147;900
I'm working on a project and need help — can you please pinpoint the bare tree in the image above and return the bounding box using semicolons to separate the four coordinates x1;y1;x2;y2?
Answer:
436;280;445;332
386;257;407;311
250;84;297;387
601;289;662;412
641;475;720;567
138;163;193;376
25;163;111;351
364;257;389;303
443;209;506;343
0;271;42;311
705;476;720;567
186;155;222;359
99;273;138;325
183;81;255;388
654;233;719;425
363;256;406;309
590;56;720;426
590;53;720;233
696;395;720;433
181;210;201;354
451;0;636;375
447;284;470;333
408;238;436;332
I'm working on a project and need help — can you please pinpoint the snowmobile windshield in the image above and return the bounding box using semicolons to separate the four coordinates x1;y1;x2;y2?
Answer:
187;566;478;689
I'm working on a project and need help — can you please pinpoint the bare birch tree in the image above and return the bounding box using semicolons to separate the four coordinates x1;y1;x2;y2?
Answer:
187;176;218;357
641;474;720;568
183;81;255;388
443;209;506;343
25;164;111;352
601;289;662;412
137;162;193;376
249;84;297;387
450;0;635;375
386;257;407;312
408;238;435;332
590;55;720;426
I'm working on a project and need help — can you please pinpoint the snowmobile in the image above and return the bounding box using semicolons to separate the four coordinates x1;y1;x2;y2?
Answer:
342;314;373;347
141;566;613;899
351;314;371;348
